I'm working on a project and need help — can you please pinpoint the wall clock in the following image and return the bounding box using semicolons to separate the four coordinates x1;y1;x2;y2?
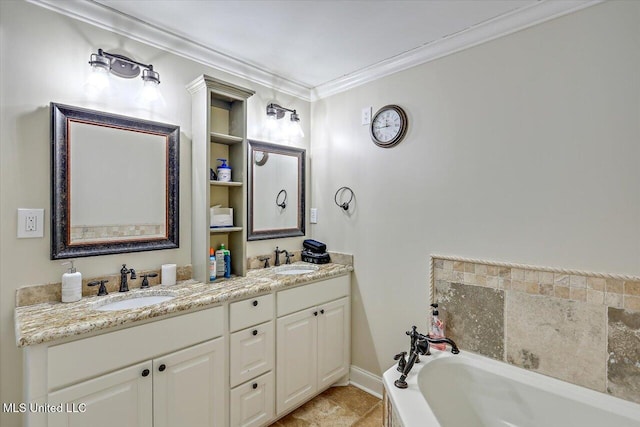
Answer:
370;104;408;148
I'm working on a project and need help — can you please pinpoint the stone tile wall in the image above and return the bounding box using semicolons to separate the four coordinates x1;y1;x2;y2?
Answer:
432;256;640;404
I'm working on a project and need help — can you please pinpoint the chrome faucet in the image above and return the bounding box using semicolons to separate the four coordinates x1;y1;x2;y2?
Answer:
394;325;459;389
119;264;136;292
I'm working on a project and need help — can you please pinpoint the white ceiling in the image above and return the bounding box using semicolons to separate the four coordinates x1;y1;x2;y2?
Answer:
32;0;600;100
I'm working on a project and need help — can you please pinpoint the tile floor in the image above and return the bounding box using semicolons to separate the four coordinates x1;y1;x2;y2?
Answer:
269;385;382;426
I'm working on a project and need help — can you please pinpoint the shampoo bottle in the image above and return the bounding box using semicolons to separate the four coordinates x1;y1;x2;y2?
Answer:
215;244;226;277
223;246;231;278
209;247;217;282
430;303;446;351
61;261;82;303
217;159;231;182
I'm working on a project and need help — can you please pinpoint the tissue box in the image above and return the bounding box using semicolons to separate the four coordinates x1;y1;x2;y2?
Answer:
210;207;234;228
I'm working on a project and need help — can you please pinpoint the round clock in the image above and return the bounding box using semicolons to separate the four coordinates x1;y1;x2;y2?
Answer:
370;104;408;148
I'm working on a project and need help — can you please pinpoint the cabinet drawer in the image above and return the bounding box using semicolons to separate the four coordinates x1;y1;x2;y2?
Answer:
229;294;274;332
230;371;275;427
230;321;274;388
277;275;350;317
48;306;224;391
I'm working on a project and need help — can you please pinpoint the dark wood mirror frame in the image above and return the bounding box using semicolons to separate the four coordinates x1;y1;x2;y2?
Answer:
51;103;179;259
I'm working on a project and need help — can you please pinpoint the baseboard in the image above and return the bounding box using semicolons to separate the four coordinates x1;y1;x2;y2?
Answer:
349;365;383;399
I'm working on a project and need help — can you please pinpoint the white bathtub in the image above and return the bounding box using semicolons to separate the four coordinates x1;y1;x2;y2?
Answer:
383;349;640;427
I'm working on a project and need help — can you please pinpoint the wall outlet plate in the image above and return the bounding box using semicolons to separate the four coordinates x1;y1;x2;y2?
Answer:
361;107;371;125
17;208;44;238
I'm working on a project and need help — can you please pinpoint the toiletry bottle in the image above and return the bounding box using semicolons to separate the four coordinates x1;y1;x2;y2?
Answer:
430;303;446;351
223;246;231;278
209;247;217;282
215;244;226;277
217;159;231;182
61;261;82;303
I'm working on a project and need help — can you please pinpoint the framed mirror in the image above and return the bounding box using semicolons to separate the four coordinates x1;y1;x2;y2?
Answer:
51;103;179;259
248;140;305;240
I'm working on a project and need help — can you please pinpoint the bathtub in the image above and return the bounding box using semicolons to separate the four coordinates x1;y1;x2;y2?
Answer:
383;349;640;427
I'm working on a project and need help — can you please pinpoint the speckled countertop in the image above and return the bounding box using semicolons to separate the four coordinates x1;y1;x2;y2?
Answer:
15;262;353;348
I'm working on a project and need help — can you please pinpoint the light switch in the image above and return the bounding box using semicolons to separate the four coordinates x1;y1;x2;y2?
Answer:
310;208;318;224
17;208;44;238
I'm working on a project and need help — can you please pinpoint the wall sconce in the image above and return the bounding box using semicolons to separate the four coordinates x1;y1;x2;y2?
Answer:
87;48;161;102
265;103;304;139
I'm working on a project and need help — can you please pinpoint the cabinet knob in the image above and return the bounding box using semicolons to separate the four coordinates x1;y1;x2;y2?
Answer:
252;300;258;307
313;311;318;316
252;329;258;336
320;309;325;314
158;364;166;372
141;369;150;377
252;383;258;389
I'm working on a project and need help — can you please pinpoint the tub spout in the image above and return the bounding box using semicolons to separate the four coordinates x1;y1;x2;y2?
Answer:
425;335;460;354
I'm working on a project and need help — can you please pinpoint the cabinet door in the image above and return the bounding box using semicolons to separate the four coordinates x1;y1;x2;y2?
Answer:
317;297;350;390
276;308;318;416
230;371;275;427
153;338;225;427
48;361;152;427
230;321;274;388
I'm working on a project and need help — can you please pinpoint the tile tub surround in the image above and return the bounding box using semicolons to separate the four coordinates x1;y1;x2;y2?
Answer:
14;261;353;347
15;265;193;307
431;255;640;404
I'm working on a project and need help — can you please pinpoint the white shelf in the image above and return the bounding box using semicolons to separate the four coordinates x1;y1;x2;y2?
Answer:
210;132;243;145
210;181;242;187
210;227;243;234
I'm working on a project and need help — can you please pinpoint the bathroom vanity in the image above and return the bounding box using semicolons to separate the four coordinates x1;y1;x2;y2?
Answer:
15;263;352;427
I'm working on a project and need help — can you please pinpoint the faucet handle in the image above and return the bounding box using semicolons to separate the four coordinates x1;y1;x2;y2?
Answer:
88;280;109;296
140;273;158;289
259;256;270;268
393;351;407;372
284;252;293;264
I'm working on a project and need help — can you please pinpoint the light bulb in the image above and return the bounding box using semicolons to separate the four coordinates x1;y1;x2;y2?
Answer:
84;65;110;96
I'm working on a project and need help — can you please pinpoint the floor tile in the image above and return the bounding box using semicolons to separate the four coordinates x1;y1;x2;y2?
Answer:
321;385;381;417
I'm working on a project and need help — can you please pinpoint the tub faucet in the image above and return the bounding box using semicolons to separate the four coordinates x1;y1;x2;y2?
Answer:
119;264;136;292
394;326;459;389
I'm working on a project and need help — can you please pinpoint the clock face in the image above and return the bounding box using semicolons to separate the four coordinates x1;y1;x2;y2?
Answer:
370;105;408;148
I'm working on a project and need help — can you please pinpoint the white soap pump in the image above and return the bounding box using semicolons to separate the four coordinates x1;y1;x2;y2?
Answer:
61;261;82;303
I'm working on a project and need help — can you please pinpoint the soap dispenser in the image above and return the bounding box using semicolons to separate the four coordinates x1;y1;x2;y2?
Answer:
61;261;82;303
217;158;231;182
430;303;446;351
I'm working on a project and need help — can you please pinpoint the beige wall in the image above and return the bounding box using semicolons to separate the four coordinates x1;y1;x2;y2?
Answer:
310;0;640;377
0;2;308;426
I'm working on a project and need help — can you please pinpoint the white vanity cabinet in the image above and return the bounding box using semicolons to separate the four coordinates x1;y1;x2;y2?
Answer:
275;276;350;416
25;306;226;427
228;295;276;427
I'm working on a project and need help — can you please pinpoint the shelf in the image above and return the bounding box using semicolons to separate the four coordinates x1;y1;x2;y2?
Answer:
210;181;242;187
210;227;243;234
210;132;243;145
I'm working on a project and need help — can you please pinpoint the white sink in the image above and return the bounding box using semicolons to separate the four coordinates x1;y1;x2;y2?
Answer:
274;265;319;275
95;295;175;311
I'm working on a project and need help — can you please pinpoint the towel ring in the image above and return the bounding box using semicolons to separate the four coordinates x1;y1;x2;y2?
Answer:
276;189;287;209
334;186;354;211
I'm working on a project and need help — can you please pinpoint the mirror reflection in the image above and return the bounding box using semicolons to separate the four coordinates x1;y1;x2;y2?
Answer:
248;140;305;240
51;103;179;259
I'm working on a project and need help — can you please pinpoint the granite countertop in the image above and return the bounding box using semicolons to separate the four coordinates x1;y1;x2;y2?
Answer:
15;262;353;348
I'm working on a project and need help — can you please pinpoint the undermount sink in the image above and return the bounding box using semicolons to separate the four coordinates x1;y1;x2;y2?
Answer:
274;265;319;275
94;295;175;311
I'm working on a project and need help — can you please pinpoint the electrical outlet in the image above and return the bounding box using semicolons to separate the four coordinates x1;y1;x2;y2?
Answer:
17;208;44;238
310;208;318;224
361;107;371;125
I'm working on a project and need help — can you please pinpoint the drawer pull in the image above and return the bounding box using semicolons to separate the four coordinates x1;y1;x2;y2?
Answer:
252;300;258;307
313;311;318;316
158;364;166;372
252;329;258;336
252;383;258;389
320;309;325;314
141;369;150;377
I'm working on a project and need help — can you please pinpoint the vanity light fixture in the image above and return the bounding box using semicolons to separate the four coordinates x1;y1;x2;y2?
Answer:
87;49;161;102
265;103;304;139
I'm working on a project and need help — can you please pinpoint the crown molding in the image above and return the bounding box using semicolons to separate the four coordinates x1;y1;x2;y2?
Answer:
310;0;603;101
26;0;312;101
27;0;601;103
